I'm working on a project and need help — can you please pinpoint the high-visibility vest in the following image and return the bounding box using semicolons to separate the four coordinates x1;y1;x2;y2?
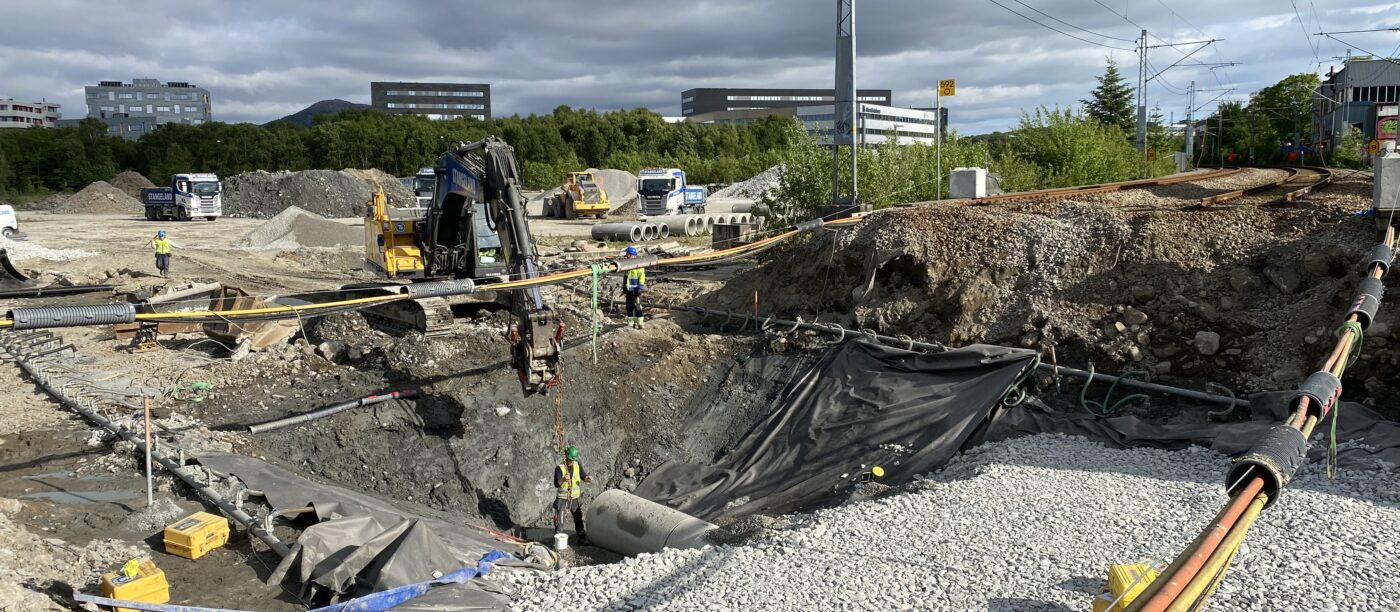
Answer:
557;463;582;500
626;268;646;290
153;238;172;255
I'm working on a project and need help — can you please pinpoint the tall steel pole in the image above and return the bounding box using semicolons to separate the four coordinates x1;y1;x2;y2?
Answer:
936;88;942;201
1184;81;1195;165
1136;30;1148;154
833;0;858;207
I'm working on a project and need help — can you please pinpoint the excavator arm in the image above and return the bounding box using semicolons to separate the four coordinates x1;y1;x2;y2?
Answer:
424;137;565;395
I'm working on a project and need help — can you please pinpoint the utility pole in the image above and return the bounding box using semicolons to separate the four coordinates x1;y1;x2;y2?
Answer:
1184;81;1195;165
1136;29;1148;155
832;0;858;210
1217;110;1225;167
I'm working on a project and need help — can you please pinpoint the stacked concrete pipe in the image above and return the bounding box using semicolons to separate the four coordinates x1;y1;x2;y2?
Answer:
591;223;645;242
651;216;702;237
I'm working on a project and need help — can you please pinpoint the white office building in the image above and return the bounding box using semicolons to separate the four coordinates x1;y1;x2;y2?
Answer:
0;99;61;129
686;103;942;146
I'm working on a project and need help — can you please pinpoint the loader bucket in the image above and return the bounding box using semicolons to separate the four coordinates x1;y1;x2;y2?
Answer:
0;249;30;282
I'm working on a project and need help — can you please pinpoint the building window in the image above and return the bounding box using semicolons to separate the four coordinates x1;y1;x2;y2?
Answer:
184;106;198;112
117;93;134;99
156;106;170;112
100;105;115;111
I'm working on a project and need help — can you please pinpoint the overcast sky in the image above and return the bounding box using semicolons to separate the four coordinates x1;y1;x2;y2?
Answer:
1;1;1396;133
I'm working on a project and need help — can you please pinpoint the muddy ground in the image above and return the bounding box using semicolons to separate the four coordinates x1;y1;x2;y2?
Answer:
0;169;1394;609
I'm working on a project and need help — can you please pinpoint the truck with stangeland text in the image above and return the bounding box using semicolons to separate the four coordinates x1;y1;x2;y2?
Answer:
141;173;222;221
637;168;706;216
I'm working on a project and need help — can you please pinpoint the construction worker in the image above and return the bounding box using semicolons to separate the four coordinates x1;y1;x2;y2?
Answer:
553;445;593;539
143;230;180;278
623;246;646;328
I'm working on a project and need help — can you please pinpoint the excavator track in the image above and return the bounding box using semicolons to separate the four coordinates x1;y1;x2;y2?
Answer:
341;282;455;337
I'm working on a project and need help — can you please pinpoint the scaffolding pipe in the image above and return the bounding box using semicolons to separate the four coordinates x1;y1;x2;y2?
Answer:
246;389;419;434
0;337;292;557
635;300;1249;408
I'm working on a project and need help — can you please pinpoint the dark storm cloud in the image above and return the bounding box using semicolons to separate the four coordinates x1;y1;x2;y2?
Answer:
0;1;1395;132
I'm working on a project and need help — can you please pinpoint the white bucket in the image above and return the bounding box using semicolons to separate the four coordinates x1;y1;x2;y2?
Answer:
553;532;569;550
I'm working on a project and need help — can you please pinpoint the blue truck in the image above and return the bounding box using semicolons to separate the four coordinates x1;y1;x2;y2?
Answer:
637;167;707;216
141;173;223;221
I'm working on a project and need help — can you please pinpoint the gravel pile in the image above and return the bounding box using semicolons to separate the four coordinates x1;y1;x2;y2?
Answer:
53;180;144;214
0;235;93;261
222;168;415;218
109;170;156;199
586;168;638;212
709;165;781;201
236;206;362;250
500;434;1400;611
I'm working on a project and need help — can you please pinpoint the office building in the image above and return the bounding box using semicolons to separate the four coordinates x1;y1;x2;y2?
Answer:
84;78;212;139
0;99;61;128
681;87;892;117
686;103;941;146
1316;58;1400;150
371;82;491;121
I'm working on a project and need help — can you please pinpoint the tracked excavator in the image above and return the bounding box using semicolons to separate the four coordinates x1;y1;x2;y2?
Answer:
359;137;564;395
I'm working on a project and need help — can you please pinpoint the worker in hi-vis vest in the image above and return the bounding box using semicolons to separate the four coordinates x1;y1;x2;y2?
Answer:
143;229;181;278
553;445;593;538
623;246;646;329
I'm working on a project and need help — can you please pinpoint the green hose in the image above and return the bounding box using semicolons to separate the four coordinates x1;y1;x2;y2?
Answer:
1001;354;1042;407
1080;364;1149;416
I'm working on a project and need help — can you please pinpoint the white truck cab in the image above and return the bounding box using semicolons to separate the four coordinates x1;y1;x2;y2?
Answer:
143;173;222;221
637;168;707;216
0;205;18;238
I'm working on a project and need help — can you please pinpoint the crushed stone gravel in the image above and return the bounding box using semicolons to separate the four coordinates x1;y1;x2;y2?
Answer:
710;165;781;201
498;434;1400;611
0;235;93;262
222;168;415;218
236;206;362;250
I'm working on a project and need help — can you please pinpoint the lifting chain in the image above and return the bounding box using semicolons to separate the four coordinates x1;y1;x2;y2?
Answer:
552;387;566;454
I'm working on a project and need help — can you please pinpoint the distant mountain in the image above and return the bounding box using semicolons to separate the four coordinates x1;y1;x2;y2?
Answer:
266;99;372;128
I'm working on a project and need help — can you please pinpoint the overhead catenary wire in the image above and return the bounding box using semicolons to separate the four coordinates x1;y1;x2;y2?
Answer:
1010;0;1137;42
988;0;1136;51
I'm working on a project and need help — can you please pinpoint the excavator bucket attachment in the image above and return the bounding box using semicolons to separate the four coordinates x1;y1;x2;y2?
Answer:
0;249;30;282
510;309;564;395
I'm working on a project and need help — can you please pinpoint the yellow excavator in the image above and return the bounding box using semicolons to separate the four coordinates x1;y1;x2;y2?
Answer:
357;137;564;395
543;171;609;219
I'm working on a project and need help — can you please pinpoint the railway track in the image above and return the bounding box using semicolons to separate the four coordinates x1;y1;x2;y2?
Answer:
1195;166;1333;208
971;167;1243;205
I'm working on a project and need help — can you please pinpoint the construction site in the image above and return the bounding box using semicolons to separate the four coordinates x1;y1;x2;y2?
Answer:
0;150;1395;611
3;2;1400;611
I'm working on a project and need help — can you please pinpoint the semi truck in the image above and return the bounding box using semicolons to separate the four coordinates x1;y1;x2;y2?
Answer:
141;173;222;221
637;168;706;216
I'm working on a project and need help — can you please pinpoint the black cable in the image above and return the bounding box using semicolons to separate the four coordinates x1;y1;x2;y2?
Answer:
988;0;1136;51
1011;0;1136;42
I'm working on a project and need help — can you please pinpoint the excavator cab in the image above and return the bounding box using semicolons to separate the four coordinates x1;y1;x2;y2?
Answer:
420;138;565;395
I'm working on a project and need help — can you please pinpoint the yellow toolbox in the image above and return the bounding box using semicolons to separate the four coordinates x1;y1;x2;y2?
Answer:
100;559;169;612
163;512;230;560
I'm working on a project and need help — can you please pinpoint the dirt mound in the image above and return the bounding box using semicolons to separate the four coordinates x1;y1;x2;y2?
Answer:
109;170;156;199
54;180;144;215
21;193;69;211
223;168;416;219
237;205;362;250
707;172;1396;403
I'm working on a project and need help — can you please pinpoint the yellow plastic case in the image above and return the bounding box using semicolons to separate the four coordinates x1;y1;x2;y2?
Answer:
163;512;230;560
100;559;169;612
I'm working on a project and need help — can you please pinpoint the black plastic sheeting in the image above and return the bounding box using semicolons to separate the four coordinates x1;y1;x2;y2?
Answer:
198;453;512;610
635;342;1039;519
636;341;1400;522
983;391;1400;468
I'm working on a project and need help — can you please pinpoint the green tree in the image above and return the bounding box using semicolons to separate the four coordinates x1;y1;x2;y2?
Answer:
1083;58;1136;135
1248;73;1321;162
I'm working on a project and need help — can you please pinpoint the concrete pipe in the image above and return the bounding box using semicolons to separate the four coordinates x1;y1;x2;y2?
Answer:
702;215;715;234
591;223;645;242
586;489;720;557
641;224;658;241
651;216;694;238
656;223;671;240
736;214;753;225
687;216;702;236
731;202;754;214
